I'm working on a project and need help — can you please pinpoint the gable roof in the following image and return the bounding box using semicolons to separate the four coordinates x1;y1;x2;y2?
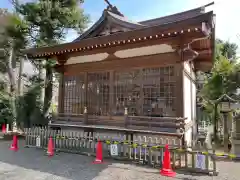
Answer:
139;7;204;26
24;11;213;58
74;2;214;42
74;6;145;41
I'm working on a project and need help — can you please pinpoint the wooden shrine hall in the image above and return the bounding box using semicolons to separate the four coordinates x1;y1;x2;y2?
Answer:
24;1;215;145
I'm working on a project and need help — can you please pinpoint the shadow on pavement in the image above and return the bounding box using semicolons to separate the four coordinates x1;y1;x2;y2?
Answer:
0;140;230;180
0;140;111;180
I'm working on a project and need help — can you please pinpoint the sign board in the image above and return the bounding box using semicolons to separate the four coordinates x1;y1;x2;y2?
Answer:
110;144;118;156
195;154;205;169
232;103;240;109
36;136;41;147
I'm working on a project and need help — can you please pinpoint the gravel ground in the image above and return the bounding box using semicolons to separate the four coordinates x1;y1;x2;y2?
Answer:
0;140;239;180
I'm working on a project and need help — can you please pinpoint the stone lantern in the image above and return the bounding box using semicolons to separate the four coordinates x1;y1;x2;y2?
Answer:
231;111;240;154
216;94;236;113
214;94;237;152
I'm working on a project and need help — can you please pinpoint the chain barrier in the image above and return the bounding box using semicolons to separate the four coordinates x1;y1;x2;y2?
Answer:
29;134;240;159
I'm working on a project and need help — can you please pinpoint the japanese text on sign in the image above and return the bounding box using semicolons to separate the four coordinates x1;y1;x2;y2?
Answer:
110;144;118;156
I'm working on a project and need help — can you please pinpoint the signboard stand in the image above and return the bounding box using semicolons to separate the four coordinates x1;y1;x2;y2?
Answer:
110;144;118;156
195;153;206;169
36;136;41;148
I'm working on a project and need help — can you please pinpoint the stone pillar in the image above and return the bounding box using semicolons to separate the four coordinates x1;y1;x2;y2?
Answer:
231;114;240;155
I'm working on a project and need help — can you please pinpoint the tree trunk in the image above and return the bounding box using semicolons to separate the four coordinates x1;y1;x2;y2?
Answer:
6;48;17;132
17;57;23;96
39;60;45;108
43;63;53;122
213;103;218;142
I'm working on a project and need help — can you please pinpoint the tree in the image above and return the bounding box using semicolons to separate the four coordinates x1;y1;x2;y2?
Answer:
200;39;240;145
14;0;89;120
0;11;29;130
215;39;238;61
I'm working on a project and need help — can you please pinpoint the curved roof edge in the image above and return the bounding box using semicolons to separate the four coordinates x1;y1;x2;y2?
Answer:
73;11;106;42
74;9;146;42
74;2;214;42
139;2;214;26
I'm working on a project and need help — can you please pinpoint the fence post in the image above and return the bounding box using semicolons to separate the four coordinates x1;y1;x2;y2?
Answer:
184;141;188;168
212;141;217;175
84;106;88;124
124;107;128;128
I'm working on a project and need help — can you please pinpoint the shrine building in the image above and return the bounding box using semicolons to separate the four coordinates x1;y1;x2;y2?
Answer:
23;2;216;146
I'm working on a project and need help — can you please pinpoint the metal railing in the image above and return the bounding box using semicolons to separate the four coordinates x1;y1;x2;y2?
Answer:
24;127;217;176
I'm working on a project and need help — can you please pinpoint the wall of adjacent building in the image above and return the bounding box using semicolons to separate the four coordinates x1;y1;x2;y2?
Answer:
183;61;197;147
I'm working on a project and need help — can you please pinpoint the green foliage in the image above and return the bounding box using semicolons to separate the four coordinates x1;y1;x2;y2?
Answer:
15;0;89;122
5;13;29;50
16;79;47;127
199;39;240;141
0;11;29;74
0;91;12;124
17;0;89;46
0;74;47;128
215;39;238;61
201;38;240;102
201;56;240;101
0;0;90;127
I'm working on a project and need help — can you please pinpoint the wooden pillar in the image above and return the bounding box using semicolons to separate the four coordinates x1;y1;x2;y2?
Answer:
56;55;67;116
58;66;65;115
109;71;114;116
84;72;88;124
175;37;184;118
174;64;184;117
139;69;144;116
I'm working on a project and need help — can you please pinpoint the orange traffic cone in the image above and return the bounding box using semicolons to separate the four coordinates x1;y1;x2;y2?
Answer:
9;135;18;151
2;124;6;133
93;140;103;164
160;144;176;177
47;137;54;156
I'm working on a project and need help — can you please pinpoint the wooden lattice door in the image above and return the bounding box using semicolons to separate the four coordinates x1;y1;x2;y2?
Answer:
114;69;142;116
87;72;110;116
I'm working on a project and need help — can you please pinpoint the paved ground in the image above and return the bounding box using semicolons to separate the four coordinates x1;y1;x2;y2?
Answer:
0;140;239;180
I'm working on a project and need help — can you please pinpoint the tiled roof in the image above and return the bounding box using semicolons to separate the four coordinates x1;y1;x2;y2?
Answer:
74;3;213;42
74;8;145;41
139;7;204;26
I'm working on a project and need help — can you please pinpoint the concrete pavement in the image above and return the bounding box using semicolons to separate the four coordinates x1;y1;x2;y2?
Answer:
0;140;238;180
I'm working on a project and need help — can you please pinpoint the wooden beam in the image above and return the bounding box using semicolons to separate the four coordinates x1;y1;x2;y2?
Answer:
64;32;203;59
64;52;180;75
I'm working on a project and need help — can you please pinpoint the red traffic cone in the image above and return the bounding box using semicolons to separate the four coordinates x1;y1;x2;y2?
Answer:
2;124;6;133
47;137;54;156
93;140;103;164
9;135;18;151
160;144;176;177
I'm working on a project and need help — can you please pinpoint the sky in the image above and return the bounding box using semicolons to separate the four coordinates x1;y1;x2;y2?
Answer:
1;0;240;72
1;0;240;45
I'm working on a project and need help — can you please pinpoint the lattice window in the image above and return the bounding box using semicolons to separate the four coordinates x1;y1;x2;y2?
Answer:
113;70;141;116
142;66;175;117
87;72;110;116
62;66;175;117
113;66;175;117
63;74;85;114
